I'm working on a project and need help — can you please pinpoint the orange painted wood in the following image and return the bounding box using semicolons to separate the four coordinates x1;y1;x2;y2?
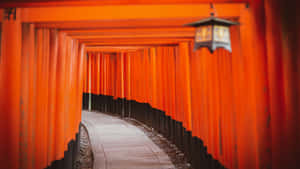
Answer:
35;28;48;169
42;29;50;169
64;27;194;35
20;4;243;22
0;0;248;8
126;52;132;101
33;18;230;29
264;1;300;169
77;43;86;123
63;36;72;146
4;1;298;169
1;17;83;169
0;15;22;169
264;1;285;169
96;52;101;95
176;42;192;130
150;48;158;109
48;29;59;165
20;23;36;169
70;31;194;39
55;31;67;160
247;1;271;169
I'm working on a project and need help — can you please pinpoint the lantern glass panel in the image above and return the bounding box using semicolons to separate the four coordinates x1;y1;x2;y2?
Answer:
195;25;212;42
213;25;230;43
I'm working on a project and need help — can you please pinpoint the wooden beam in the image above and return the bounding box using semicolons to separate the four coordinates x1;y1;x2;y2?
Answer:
70;32;194;39
0;0;248;8
21;4;243;22
85;41;179;47
85;46;150;52
67;28;195;40
64;27;195;35
80;37;192;43
34;18;210;29
81;37;193;46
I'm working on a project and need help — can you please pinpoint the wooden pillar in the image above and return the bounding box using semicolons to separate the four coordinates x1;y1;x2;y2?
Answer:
55;31;67;159
176;42;192;131
265;0;300;169
20;23;36;169
0;8;22;169
47;29;58;165
77;44;85;122
236;2;271;169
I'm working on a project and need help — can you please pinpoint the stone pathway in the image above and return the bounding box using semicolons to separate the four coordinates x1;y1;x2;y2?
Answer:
82;111;175;169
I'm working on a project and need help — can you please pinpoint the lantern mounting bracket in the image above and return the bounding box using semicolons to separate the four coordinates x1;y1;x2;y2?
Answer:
210;3;216;17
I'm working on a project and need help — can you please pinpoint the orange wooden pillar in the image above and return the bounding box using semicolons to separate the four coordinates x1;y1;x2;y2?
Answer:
83;52;87;94
143;49;151;107
90;52;95;95
55;31;67;160
168;47;176;122
115;52;121;99
139;50;145;103
20;23;36;169
47;29;59;165
189;42;203;139
150;48;158;109
248;1;271;169
64;37;78;143
143;49;151;105
215;49;234;166
264;1;300;169
176;42;192;131
235;3;270;169
103;53;109;97
233;6;259;169
35;28;50;169
133;51;140;102
0;8;22;169
96;52;101;95
77;44;86;121
125;52;132;113
120;52;125;117
87;52;92;110
155;47;163;111
129;52;136;102
230;25;242;169
209;49;222;159
163;47;171;116
264;1;286;169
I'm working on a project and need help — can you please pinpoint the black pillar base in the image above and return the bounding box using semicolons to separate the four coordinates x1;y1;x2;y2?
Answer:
45;125;81;169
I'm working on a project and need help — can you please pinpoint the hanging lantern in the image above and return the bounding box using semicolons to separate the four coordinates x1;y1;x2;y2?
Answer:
185;5;238;53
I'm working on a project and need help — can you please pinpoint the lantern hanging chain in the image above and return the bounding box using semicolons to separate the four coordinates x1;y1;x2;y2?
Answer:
210;3;217;17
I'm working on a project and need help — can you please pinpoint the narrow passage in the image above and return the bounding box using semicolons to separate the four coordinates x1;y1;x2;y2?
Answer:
82;111;175;169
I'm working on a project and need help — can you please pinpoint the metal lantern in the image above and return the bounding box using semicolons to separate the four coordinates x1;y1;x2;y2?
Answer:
185;14;238;53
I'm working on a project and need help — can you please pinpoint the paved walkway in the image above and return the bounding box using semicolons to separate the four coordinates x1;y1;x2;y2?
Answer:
82;111;175;169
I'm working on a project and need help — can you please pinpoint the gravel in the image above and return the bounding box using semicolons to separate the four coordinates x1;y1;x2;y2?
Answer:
74;125;94;169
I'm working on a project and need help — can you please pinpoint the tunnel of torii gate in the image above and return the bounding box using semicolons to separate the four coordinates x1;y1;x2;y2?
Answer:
0;0;299;169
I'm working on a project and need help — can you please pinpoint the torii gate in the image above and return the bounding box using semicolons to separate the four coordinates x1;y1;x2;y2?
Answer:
0;0;299;169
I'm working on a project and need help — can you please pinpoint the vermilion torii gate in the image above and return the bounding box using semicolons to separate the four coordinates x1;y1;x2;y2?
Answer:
0;0;299;169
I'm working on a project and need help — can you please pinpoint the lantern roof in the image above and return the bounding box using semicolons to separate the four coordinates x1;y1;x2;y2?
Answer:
184;16;239;27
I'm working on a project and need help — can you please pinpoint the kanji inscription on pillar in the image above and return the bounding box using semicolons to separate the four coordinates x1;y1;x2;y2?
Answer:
4;8;17;20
